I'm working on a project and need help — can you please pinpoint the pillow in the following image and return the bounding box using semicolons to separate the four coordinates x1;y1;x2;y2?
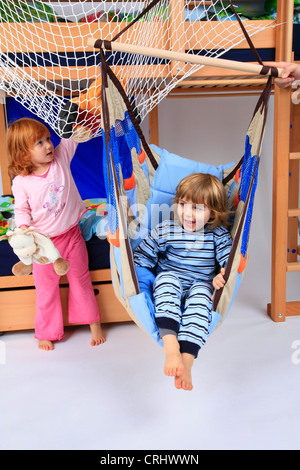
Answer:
131;145;234;249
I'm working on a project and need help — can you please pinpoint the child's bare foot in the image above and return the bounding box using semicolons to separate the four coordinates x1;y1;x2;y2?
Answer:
38;340;54;351
162;334;184;377
90;321;106;346
174;353;194;391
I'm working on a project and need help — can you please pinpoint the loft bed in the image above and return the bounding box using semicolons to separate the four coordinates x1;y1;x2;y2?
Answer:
0;0;295;333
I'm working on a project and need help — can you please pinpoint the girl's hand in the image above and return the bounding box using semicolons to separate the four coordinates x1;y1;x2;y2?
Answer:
213;267;226;290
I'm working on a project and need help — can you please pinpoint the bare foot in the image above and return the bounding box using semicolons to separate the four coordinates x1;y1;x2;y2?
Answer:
174;353;194;391
90;321;106;346
162;334;184;377
38;340;54;351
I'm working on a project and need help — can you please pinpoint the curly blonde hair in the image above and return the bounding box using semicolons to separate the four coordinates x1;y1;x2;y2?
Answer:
7;118;50;178
173;172;229;229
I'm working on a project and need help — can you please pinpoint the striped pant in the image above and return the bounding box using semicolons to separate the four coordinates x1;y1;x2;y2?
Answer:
153;271;213;358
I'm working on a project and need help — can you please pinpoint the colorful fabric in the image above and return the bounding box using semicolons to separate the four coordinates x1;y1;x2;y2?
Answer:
78;198;108;240
0;196;15;236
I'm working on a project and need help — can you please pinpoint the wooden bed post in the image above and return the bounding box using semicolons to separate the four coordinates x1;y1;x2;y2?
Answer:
268;0;295;321
0;101;10;195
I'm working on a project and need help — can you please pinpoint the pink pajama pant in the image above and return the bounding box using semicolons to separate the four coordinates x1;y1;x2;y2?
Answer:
32;224;100;341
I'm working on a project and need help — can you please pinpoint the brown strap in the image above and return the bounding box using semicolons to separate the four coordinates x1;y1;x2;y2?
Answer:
228;0;263;66
222;156;243;186
228;0;279;78
260;65;279;78
102;55;159;170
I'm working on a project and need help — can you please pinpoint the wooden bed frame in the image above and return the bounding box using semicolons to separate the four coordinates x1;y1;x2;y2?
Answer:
0;0;296;333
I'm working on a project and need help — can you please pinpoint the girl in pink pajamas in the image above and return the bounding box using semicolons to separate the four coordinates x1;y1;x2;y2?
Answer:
7;117;106;351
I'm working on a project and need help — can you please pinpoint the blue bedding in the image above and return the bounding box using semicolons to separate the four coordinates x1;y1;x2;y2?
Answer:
0;235;110;277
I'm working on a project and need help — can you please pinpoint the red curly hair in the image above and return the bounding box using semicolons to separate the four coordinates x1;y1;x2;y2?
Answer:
7;118;50;178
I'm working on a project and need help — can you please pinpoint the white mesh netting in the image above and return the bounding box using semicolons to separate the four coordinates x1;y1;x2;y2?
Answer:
0;1;275;140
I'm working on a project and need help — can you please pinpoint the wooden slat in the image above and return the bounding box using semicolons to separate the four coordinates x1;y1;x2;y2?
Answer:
168;89;271;99
288;208;300;217
0;22;129;53
0;281;130;332
286;301;300;316
0;20;275;54
269;301;300;317
186;20;276;50
175;78;269;87
289;152;300;160
0;268;112;289
286;262;300;272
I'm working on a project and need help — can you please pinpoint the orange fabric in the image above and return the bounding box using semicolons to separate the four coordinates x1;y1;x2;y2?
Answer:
235;168;241;183
238;254;249;274
233;193;240;209
124;172;135;190
107;227;120;248
138;148;146;164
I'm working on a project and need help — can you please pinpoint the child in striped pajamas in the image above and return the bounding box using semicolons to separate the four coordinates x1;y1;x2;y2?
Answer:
134;173;232;391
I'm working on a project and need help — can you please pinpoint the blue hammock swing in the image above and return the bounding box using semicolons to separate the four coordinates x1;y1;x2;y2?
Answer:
69;0;277;348
97;45;273;346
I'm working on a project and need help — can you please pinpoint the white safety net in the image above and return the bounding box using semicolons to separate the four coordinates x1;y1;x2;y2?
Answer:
0;1;275;140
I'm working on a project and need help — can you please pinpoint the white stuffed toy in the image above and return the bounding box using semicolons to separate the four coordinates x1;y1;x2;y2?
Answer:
0;226;69;277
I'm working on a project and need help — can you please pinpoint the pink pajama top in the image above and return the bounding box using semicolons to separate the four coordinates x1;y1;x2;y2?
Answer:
12;139;87;238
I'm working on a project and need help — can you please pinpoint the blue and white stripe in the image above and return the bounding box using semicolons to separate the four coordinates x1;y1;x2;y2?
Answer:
134;219;232;285
134;219;232;356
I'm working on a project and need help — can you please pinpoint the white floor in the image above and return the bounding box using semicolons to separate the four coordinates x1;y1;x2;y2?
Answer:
1;253;300;451
2;95;300;451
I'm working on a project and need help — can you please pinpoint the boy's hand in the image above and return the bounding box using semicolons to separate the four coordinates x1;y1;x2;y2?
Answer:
213;267;226;290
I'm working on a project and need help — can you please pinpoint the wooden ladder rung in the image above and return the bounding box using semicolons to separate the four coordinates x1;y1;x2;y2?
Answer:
288;208;300;217
286;301;300;316
287;262;300;272
289;152;300;160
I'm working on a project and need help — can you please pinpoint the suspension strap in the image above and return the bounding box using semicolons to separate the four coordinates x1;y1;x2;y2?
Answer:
228;0;278;77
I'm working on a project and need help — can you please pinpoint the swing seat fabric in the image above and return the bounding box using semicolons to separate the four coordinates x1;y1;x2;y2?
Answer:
99;51;271;347
130;146;235;345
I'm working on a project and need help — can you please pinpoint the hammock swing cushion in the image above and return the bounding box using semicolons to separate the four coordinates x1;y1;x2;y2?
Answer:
98;48;271;348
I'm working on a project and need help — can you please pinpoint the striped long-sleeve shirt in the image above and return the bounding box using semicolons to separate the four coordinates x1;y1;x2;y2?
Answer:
134;219;232;286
